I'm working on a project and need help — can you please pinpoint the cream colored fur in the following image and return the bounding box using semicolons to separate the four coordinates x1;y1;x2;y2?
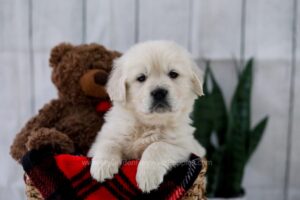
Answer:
88;41;205;193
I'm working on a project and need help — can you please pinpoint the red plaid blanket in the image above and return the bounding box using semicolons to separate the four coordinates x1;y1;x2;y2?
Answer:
22;148;203;200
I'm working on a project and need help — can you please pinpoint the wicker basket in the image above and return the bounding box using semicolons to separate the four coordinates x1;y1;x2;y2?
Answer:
25;159;207;200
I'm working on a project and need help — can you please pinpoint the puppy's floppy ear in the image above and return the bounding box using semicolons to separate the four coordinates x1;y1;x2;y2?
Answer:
191;62;204;96
106;58;127;102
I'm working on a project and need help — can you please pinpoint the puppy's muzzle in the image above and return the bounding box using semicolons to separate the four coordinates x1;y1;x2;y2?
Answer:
150;88;171;113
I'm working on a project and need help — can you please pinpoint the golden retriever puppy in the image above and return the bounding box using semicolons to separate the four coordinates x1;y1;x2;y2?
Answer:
88;40;205;192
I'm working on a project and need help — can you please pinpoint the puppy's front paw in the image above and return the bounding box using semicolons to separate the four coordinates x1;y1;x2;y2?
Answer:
90;158;121;182
136;161;166;193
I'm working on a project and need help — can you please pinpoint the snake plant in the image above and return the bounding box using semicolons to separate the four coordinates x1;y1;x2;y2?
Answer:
192;59;268;197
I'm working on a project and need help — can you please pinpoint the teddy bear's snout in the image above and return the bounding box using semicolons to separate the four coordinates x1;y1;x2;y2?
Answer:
80;69;109;98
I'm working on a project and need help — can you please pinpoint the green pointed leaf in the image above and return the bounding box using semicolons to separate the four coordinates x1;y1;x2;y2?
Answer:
202;65;210;94
216;59;254;196
206;147;224;196
207;66;228;145
226;58;254;155
229;58;253;137
193;97;214;148
247;116;268;159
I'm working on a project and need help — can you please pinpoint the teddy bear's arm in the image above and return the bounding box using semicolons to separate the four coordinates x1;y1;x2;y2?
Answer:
10;100;74;162
25;128;75;153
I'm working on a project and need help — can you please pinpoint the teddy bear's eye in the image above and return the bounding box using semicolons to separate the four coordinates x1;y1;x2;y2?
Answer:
168;70;179;79
137;74;147;82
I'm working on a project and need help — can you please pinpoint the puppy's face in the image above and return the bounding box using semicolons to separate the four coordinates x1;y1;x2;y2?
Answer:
107;41;203;123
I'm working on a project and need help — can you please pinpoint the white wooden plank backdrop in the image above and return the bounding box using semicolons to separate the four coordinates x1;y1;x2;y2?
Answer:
243;1;294;199
0;0;299;199
288;1;300;200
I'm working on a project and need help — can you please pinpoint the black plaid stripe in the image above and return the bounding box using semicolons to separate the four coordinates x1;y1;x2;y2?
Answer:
22;148;80;200
69;164;131;199
103;181;127;200
180;155;202;190
111;177;135;199
118;170;141;195
73;177;95;193
78;180;128;200
70;165;90;183
78;182;102;199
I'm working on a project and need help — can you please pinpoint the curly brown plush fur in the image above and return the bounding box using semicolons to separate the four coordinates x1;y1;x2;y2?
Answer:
10;43;121;162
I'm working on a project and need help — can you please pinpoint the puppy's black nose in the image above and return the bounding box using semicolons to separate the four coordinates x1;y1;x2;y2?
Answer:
151;88;168;101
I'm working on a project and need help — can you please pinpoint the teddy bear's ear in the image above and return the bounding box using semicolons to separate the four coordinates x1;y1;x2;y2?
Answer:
49;43;73;67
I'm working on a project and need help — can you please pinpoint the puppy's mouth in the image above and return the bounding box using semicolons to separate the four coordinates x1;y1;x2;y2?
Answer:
150;101;172;113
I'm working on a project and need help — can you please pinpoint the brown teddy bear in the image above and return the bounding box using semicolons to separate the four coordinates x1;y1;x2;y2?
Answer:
10;43;121;162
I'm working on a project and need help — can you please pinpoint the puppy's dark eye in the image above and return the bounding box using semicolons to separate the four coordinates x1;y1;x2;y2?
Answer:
169;71;179;79
137;74;146;82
